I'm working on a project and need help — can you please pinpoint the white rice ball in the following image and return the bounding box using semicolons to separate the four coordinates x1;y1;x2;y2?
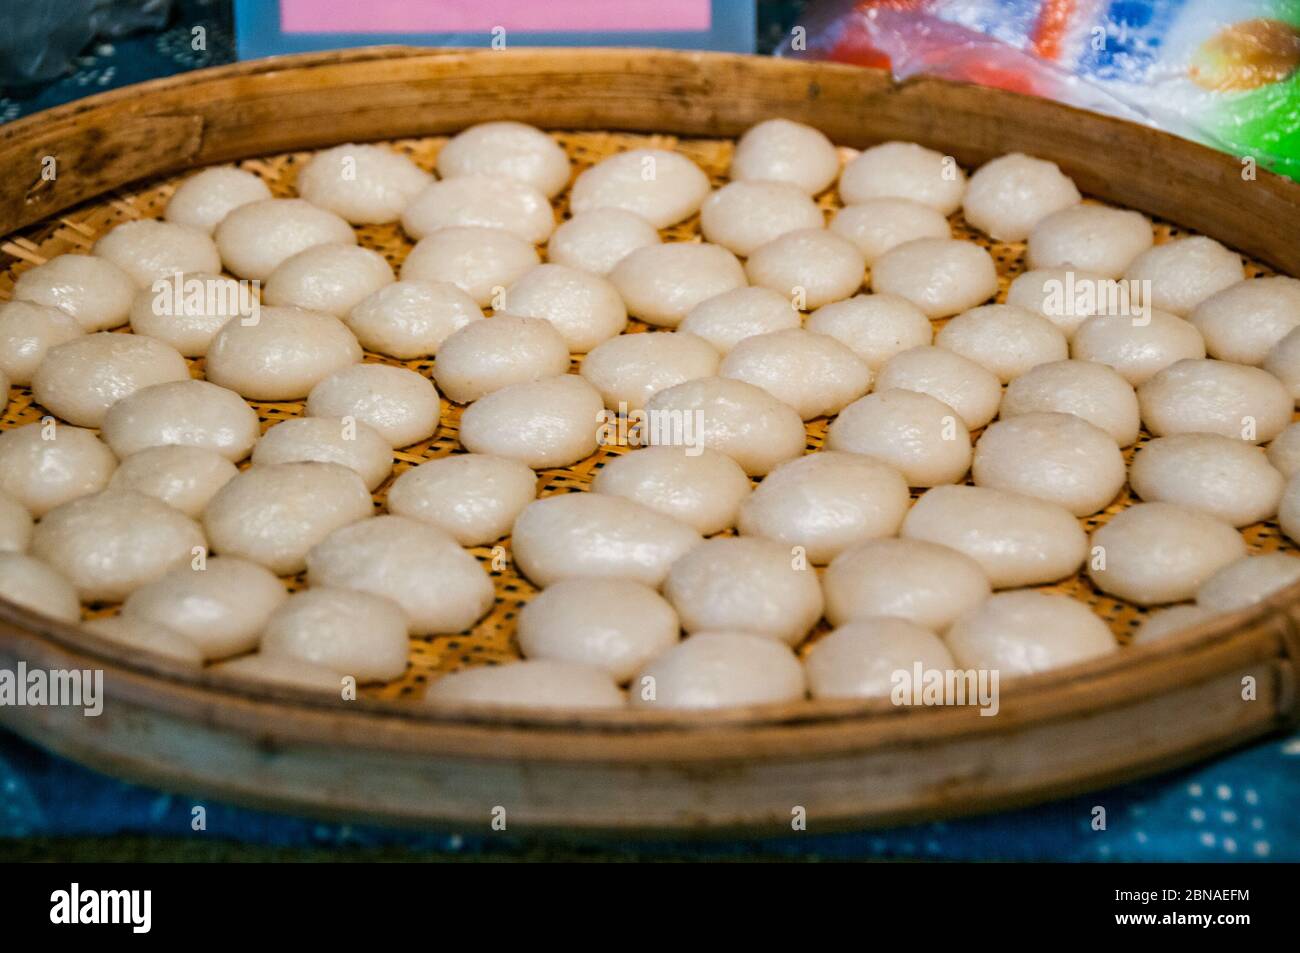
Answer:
12;254;136;331
1189;276;1300;365
581;331;719;410
1000;359;1140;446
824;537;991;631
1026;205;1153;278
738;451;908;563
593;445;750;536
504;264;626;352
511;492;701;588
164;165;272;234
678;286;801;354
127;272;251;356
387;453;536;546
436;121;571;198
214;198;355;280
215;653;344;693
1124;236;1244;317
0;552;80;622
1137;358;1291;443
100;379;259;461
458;375;603;469
205;305;362;401
121;556;287;660
84;615;203;666
946;591;1116;676
94;219;222;287
433;314;569;404
903;484;1087;587
829;199;950;264
1134;604;1215;645
400;226;539;307
401;175;554;244
827;389;971;487
297;143;432;224
261;587;408;682
874;345;1001;430
936;304;1068;383
730;118;840;195
1005;267;1111;338
33;489;204;601
1129;433;1283;526
306;515;494;635
720;328;871;420
518;578;679;682
870;238;997;318
699;180;824;257
1280;472;1300;545
629;631;805;710
345;279;482;359
0;422;116;517
806;618;957;700
0;491;32;553
1264;325;1300;402
973;412;1125;516
426;660;624;710
108;445;237;517
806;293;932;370
1197;553;1300;613
33;332;189;427
745;229;865;310
202;462;373;575
840;141;966;214
1071;308;1206;385
610;243;747;328
546;208;661;277
305;363;440;448
263;243;394;316
1268;421;1300;477
251;416;393;491
961;152;1080;241
570;148;710;227
0;300;84;385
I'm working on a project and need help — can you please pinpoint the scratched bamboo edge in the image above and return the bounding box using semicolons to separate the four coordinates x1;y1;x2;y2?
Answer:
0;48;1298;834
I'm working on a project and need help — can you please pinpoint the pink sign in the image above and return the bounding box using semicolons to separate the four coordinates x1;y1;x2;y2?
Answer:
279;0;714;34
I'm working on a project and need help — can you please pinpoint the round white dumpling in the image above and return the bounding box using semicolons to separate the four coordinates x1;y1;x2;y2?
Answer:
387;453;536;545
83;615;203;666
1129;433;1283;527
164;165;272;234
214;198;355;280
581;331;719;410
100;379;259;461
829;199;950;264
0;301;84;386
0;491;32;553
629;631;805;710
936;304;1068;383
511;492;701;588
824;537;990;631
305;363;440;448
1268;422;1300;477
205;305;362;401
33;332;189;427
730;118;839;195
518;579;679;682
12;254;136;331
1264;324;1300;403
678;286;801;354
32;490;204;601
840;142;966;214
401;175;554;244
306;515;494;635
1197;553;1300;614
0;422;116;517
296;143;432;224
1189;276;1300;365
546;208;660;277
720;328;870;421
400;225;539;307
806;294;932;370
874;345;1001;430
1134;604;1214;645
738;451;908;563
1281;473;1300;545
345;279;482;359
0;552;80;622
1026;205;1153;278
973;412;1125;516
903;484;1087;588
121;556;287;660
593;445;749;536
961;152;1080;241
202;462;373;575
1071;308;1206;385
1124;236;1244;317
700;180;824;257
215;653;344;693
94;219;221;287
1089;502;1245;605
436;121;571;198
108;445;237;517
458;375;602;469
426;660;624;710
806;618;957;700
1000;359;1140;446
570;148;710;228
504;264;626;352
251;416;393;491
871;238;997;318
263;243;394;316
947;591;1117;676
827;389;971;487
645;377;806;476
127;272;251;356
261;587;408;682
1137;358;1290;444
1005;267;1111;338
745;229;864;310
433;314;569;404
610;243;746;328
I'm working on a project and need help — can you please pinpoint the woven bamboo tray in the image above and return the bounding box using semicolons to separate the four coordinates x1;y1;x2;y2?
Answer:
0;48;1298;837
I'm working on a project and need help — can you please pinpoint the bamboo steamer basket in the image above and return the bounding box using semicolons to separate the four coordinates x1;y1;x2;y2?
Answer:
0;48;1298;838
